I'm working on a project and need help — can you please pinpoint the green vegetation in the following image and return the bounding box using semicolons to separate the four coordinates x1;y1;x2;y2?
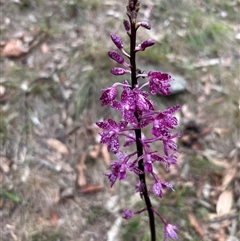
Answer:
186;14;233;55
0;189;21;203
32;232;64;241
87;205;112;225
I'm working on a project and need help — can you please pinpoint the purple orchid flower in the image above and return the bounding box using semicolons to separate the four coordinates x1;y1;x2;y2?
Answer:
96;1;181;240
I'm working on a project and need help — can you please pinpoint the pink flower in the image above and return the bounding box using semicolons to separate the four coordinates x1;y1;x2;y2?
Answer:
96;119;128;153
152;178;174;198
133;88;154;112
97;4;181;239
122;209;134;219
111;87;138;126
100;82;131;106
148;71;172;95
100;86;117;106
138;151;165;173
165;154;178;171
135;180;145;193
164;223;179;241
104;151;140;187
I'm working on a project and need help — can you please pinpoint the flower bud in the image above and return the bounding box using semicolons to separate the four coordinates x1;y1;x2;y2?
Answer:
110;67;131;75
123;19;131;31
110;33;123;49
122;209;134;219
108;50;125;64
137;21;151;30
135;39;155;51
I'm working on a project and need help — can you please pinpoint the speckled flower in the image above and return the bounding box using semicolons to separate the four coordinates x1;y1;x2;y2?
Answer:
151;173;174;198
111;86;138;126
104;151;140;186
100;86;117;106
148;71;172;95
97;2;181;239
100;82;131;106
96;119;128;153
133;88;154;113
138;151;165;173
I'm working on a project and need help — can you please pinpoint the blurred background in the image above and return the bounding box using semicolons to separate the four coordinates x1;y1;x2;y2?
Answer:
0;0;239;240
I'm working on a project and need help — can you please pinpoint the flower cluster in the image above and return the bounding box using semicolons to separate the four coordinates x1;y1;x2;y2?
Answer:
96;55;180;197
96;1;180;240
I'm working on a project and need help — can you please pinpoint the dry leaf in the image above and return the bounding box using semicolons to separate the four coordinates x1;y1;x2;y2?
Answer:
213;128;228;136
221;168;236;190
54;188;61;204
0;85;6;98
81;184;103;193
76;154;87;187
41;42;49;53
0;156;11;173
89;144;100;159
210;97;226;105
193;58;220;68
1;39;29;57
50;210;59;226
46;138;69;155
0;85;12;103
38;216;50;226
210;157;229;168
187;212;205;237
217;228;226;241
181;104;194;119
204;81;211;95
10;231;18;241
216;190;233;215
208;209;236;221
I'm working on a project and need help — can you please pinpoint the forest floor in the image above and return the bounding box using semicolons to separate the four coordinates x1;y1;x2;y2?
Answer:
0;0;239;241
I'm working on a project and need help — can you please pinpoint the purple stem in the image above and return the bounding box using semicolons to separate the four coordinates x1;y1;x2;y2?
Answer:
129;11;156;241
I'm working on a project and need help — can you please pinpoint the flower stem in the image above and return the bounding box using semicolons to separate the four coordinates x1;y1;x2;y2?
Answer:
135;129;156;241
129;13;156;241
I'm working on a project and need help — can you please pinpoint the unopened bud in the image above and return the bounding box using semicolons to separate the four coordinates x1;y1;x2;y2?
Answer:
110;67;131;75
108;50;125;64
137;21;151;30
110;34;124;49
123;19;131;31
135;39;155;51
